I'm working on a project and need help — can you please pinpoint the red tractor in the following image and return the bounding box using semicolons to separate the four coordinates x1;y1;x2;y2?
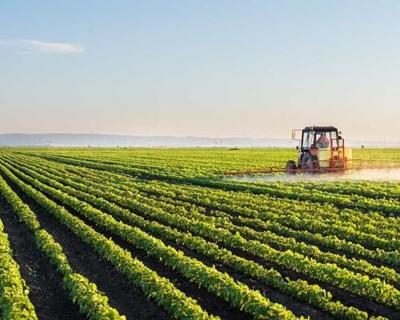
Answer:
224;125;400;177
286;126;352;174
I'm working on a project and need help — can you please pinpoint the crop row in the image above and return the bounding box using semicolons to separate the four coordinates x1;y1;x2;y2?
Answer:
38;153;400;247
9;153;398;256
0;174;127;320
136;180;399;251
56;158;400;267
2;158;399;316
3;155;385;319
0;213;37;320
0;164;219;320
9;152;400;275
27;151;400;224
10;155;400;288
0;161;298;320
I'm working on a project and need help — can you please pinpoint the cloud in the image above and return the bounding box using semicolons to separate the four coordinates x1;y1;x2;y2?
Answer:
0;39;84;54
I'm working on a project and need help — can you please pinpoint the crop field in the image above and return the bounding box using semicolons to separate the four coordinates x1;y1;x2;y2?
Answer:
0;147;400;320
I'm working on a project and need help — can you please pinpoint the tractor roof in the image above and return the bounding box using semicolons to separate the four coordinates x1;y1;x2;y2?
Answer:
303;126;338;132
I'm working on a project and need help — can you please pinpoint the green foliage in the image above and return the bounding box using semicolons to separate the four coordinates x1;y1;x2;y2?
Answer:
0;219;38;320
0;147;399;320
0;175;125;320
0;165;219;320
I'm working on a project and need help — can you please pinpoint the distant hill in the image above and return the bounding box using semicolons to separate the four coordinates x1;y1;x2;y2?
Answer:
0;134;296;147
0;133;397;148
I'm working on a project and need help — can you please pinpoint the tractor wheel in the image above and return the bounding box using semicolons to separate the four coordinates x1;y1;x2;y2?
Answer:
285;160;297;175
333;156;344;169
301;153;318;173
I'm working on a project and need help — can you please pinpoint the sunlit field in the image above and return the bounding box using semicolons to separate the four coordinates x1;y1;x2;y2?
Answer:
0;147;399;320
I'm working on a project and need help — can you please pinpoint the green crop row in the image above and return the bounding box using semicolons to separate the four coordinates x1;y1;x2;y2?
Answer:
11;155;399;288
0;161;298;320
3;158;398;315
55;157;400;267
0;174;126;320
22;151;400;244
9;152;398;259
5;155;385;319
0;217;37;320
0;163;218;320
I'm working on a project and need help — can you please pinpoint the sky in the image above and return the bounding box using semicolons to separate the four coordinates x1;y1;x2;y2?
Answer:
1;1;400;140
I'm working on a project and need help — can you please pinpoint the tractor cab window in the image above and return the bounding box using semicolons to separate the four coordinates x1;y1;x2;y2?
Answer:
302;131;315;149
329;131;335;147
330;131;340;148
315;133;322;145
337;135;344;147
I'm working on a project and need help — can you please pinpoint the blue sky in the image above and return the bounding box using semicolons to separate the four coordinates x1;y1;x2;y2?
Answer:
1;1;400;140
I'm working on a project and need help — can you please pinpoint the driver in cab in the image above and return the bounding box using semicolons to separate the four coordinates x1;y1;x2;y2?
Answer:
317;133;330;148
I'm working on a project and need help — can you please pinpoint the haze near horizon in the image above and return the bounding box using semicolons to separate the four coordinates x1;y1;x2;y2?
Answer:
1;1;400;141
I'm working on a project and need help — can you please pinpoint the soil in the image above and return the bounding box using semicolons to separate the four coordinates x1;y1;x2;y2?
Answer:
3;157;400;320
0;172;173;320
52;179;332;319
223;240;400;320
3;171;250;320
0;198;85;320
90;183;400;319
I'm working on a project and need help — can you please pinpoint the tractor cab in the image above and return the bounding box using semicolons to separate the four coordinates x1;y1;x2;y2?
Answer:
287;126;351;173
299;126;341;151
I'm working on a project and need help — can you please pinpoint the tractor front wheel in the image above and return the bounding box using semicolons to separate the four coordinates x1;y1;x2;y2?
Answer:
285;160;297;175
301;153;318;173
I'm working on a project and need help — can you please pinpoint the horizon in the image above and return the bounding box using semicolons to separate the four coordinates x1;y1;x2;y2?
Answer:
2;132;400;146
1;1;400;140
3;131;400;140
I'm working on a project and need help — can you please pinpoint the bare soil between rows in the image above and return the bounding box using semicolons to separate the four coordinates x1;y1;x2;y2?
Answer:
4;156;400;319
0;198;85;320
0;172;172;320
4;157;333;319
3;168;251;320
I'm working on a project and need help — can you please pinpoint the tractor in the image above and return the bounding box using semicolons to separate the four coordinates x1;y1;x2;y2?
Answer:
223;125;400;177
286;126;352;174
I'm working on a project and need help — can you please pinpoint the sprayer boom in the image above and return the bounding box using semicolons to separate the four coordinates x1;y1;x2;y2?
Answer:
224;159;400;176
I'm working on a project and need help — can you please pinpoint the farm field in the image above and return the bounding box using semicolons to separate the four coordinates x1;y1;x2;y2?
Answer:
0;147;399;320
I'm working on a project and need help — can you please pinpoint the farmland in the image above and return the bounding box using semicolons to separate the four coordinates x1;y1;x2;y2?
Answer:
0;147;399;320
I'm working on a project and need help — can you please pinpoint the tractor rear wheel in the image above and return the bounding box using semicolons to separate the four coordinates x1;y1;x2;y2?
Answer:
301;153;318;173
285;160;297;174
